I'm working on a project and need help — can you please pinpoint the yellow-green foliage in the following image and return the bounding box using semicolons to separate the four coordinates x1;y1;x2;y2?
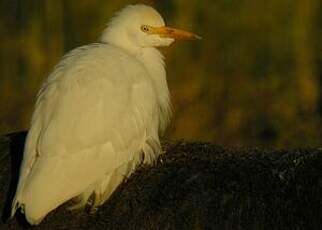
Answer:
0;0;321;147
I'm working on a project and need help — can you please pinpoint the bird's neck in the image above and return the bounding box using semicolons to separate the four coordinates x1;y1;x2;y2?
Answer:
136;47;171;133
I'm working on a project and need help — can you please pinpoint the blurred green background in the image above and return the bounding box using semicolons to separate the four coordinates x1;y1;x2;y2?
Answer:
1;0;322;148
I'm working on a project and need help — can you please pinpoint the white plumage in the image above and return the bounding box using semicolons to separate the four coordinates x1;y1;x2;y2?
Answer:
11;4;199;225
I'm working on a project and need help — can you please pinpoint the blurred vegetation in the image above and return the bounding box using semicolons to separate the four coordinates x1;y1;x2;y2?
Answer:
0;0;322;148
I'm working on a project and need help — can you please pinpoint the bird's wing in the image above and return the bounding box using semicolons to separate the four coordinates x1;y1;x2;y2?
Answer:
12;45;157;223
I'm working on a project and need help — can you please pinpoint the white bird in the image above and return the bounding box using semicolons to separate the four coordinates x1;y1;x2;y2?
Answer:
11;4;200;225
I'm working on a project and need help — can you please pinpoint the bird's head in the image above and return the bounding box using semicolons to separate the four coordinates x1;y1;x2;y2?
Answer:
100;5;200;52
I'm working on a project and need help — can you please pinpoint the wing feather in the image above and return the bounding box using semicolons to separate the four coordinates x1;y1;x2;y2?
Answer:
12;44;157;224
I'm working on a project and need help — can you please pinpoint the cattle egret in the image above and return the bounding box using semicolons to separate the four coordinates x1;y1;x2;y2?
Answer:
11;4;200;225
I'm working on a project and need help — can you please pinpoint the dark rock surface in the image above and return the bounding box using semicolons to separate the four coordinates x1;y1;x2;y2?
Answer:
1;132;322;229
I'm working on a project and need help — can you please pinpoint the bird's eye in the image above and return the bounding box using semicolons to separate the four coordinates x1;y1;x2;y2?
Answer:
141;25;150;33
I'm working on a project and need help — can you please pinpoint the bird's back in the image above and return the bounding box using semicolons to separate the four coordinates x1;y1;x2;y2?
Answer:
12;43;161;224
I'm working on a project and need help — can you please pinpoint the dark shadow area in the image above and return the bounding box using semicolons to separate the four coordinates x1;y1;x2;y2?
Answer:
0;131;30;227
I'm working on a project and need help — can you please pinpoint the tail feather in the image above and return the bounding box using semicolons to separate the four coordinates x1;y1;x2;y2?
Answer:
11;197;22;217
10;142;116;225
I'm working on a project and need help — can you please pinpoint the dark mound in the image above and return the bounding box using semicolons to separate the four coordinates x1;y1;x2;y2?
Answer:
1;132;322;229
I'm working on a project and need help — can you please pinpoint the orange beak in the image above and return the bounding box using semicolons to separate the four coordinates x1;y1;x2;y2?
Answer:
151;26;201;40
